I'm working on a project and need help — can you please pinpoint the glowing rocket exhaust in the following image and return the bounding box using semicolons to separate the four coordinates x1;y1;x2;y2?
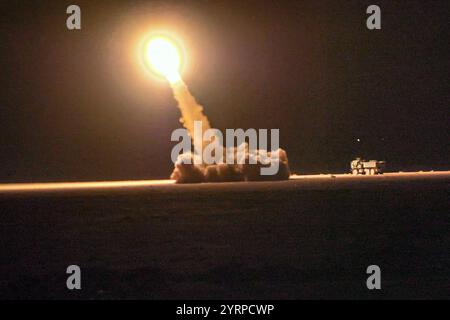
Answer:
143;35;212;152
144;36;182;84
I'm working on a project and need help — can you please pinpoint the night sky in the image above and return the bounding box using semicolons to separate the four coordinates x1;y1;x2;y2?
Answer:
0;0;448;182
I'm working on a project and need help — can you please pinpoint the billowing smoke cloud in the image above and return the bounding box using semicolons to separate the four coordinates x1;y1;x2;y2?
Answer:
169;81;290;183
171;144;290;183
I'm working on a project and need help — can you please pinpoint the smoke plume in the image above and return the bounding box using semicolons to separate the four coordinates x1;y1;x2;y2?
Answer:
171;81;213;152
169;81;290;183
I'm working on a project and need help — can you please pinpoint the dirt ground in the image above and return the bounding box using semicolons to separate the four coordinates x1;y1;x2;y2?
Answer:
0;172;449;299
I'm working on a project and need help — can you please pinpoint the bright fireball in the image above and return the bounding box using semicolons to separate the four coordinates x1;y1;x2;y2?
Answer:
144;36;182;84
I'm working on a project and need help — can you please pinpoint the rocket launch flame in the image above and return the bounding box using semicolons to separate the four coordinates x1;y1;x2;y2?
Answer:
143;34;211;151
143;36;182;84
141;32;290;183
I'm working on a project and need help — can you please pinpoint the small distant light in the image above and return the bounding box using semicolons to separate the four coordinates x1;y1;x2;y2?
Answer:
356;138;361;142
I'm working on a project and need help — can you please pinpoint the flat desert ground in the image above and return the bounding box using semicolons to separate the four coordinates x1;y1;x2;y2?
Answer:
0;172;449;299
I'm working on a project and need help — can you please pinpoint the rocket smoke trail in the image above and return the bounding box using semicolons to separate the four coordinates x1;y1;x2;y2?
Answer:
141;34;288;182
141;34;287;182
171;80;212;153
169;79;290;183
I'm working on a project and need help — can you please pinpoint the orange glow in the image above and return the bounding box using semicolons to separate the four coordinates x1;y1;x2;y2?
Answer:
0;180;174;193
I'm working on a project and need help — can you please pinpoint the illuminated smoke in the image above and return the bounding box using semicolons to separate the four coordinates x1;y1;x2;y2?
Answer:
171;80;213;153
168;79;290;183
170;144;290;183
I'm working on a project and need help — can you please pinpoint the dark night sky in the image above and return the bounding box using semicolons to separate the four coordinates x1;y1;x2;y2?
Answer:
0;0;448;182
